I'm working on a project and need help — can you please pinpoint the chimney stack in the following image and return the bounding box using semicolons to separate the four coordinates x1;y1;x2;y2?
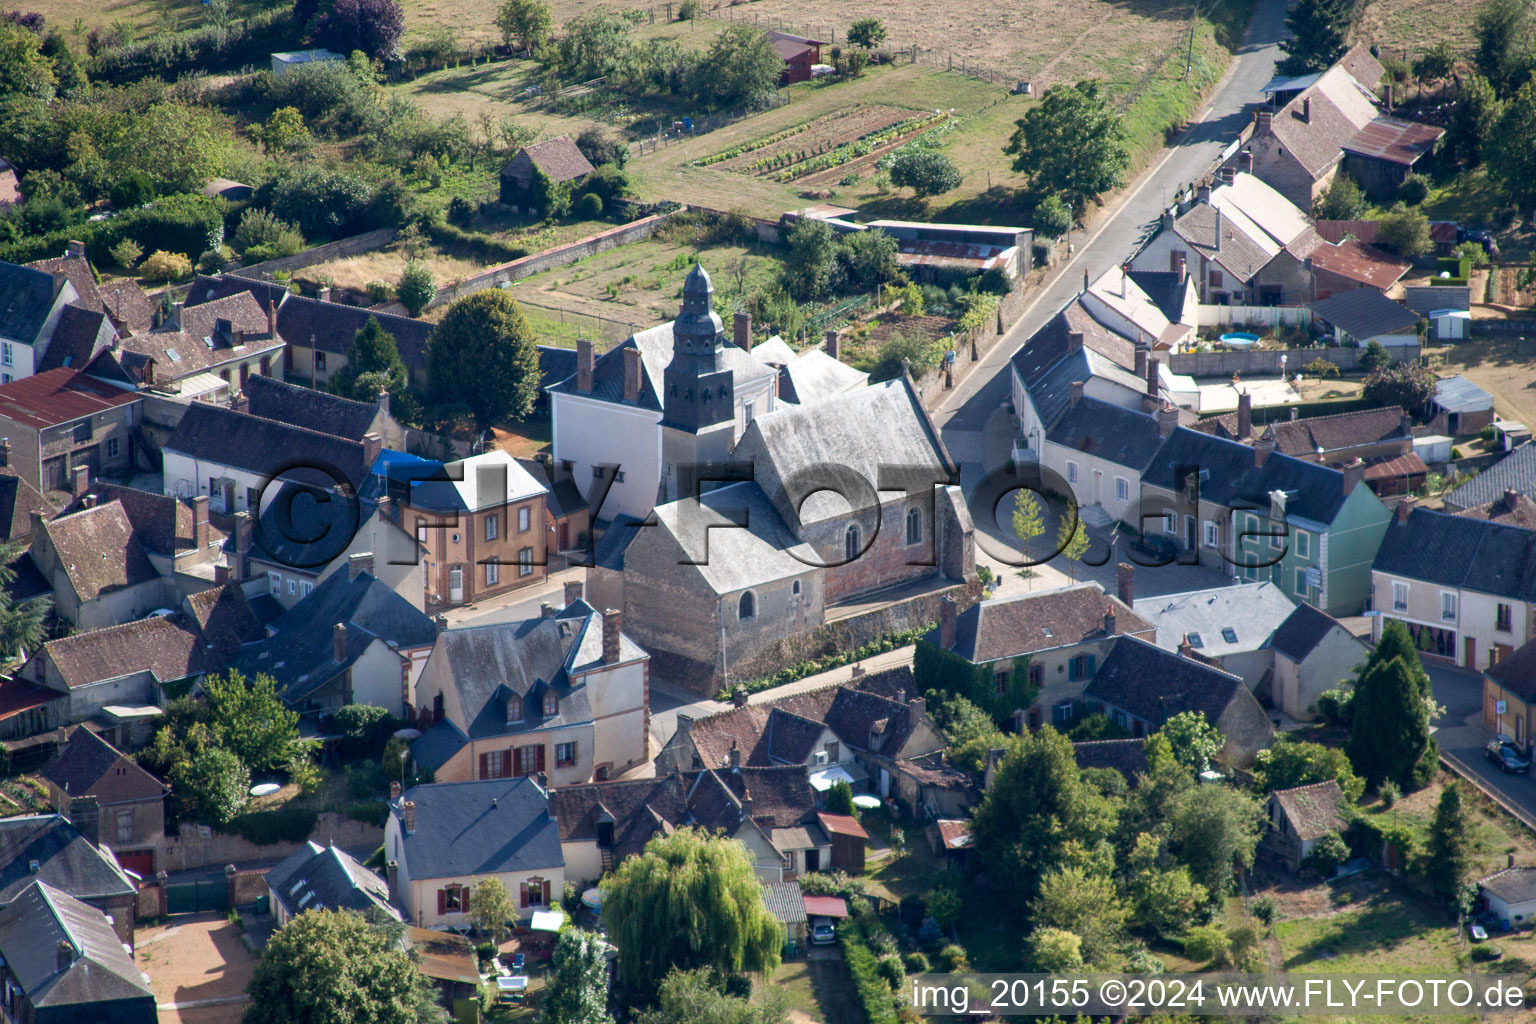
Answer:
1134;346;1148;379
191;494;210;552
376;385;390;417
170;301;183;330
68;794;100;847
1341;458;1364;496
623;344;642;404
435;614;450;633
1069;380;1084;407
1179;633;1196;658
1218;165;1235;186
576;339;595;394
1117;562;1135;605
230;510;252;580
402;801;416;834
1256;110;1273;134
1214;206;1223;251
266;298;276;338
1505;488;1521;513
734;311;752;351
386;860;399;898
318;286;332;304
939;594;957;650
1254;426;1277;468
349;551;374;580
564;580;584;606
825;330;840;360
70;463;89;495
1400;413;1413;438
1237;391;1253;440
57;940;75;971
1395;497;1414;525
390;780;402;801
333;623;348;663
602;608;621;664
214;564;231;584
1103;610;1116;636
728;740;741;771
1302;96;1311;123
1197;182;1212;205
1239;149;1253;174
232;390;249;414
376;494;392;522
1173;250;1187;284
1067;331;1084;352
541;602;557;618
1147;357;1160;398
362;432;382;469
546;785;558;822
1158;402;1179;437
732;687;748;709
65;239;85;258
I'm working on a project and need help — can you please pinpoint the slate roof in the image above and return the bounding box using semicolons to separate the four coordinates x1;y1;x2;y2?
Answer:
1483;637;1536;702
1372;506;1536;597
1084;634;1252;726
1446;446;1536;510
1267;600;1349;661
1072;738;1149;784
59;481;225;558
1455;491;1536;529
1265;65;1380;178
40;727;165;803
1338;42;1385;90
644;481;821;593
1173;200;1277;283
1210;172;1313;247
0;881;155;1015
1127;271;1191;325
538;345;578;393
932;582;1150;663
1434;375;1493;414
740;377;954;527
265;841;395;919
222;287;433;370
29;254;154;334
39;502;157;602
392;777;563;881
0;471;52;541
1010;298;1137;389
1134;582;1295;658
1197;405;1411;457
1479;866;1536;906
243;482;403;572
591;513;643;570
1272;780;1347;841
546;325;776;412
1144;426;1355;525
166;402;371;489
777;349;869;406
1343;116;1442;166
0;369;139;431
1046;396;1167;472
0;815;137;906
37;304;115;373
1309;289;1419;338
0;259;66;347
500;136;595;188
239;569;437;706
244;374;382;442
36;601;248;690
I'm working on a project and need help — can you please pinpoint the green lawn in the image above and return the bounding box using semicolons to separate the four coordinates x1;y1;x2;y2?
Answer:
769;960;862;1024
1274;886;1460;973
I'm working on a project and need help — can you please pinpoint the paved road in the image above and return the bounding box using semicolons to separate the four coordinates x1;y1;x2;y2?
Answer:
1430;661;1536;826
932;0;1289;442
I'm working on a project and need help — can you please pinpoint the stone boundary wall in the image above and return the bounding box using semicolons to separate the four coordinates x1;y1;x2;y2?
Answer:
161;811;383;872
233;227;398;279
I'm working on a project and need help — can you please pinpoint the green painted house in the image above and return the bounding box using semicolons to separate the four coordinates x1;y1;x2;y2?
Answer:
1139;424;1391;616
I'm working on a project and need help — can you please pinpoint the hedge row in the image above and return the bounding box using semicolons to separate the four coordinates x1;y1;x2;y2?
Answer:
425;219;530;264
345;800;388;825
87;9;303;85
723;623;934;699
225;807;319;846
839;917;900;1024
0;193;225;267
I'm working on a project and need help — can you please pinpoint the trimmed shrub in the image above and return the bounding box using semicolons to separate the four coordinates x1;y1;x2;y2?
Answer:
224;807;318;845
902;952;931;974
1182;925;1229;965
876;955;904;988
140;250;193;282
935;944;969;971
423;218;529;263
1472;943;1503;961
578;191;603;218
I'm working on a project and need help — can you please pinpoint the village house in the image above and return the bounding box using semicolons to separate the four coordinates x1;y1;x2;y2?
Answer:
237;564;438;722
1083;264;1198;351
245;373;407;451
917;581;1154;731
1308;289;1421;348
1133;580;1296;688
246;489;424;611
0;813;139;946
547;265;780;522
768;31;823;84
1081;634;1275;764
87;292;284;393
1372;504;1536;672
499;136;595;212
1247;50;1384;208
1139;425;1392;616
265;841;395;926
29;246;155;338
371;450;553;608
411;589;649;785
556;764;831;884
0;369;141;496
1267;780;1349;868
1072;738;1150;786
1444;446;1536;512
0;881;157;1024
1266;599;1370;720
0;260;84;382
40;727;168;878
385;777;565;930
1479;865;1536;927
1455;489;1536;530
1430;376;1495;437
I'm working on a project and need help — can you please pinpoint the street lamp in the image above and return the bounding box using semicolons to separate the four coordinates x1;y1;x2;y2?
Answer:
399;747;409;791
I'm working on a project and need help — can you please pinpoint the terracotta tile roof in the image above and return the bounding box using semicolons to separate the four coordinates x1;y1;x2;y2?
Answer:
409;927;479;985
816;812;868;839
932;582;1151;663
36;305;115;373
1271;780;1346;841
1343;116;1443;166
40;502;157;602
59;482;225;558
1010;299;1137;388
0;471;52;542
1456;491;1536;529
500;136;595;188
0;369;139;431
1315;220;1457;247
28;254;154;334
1308;238;1411;290
802;895;848;918
182;584;264;658
1174;202;1275;283
40;726;165;803
1486;636;1536;702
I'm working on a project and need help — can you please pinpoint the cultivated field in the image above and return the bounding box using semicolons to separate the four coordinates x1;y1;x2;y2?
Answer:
1352;0;1481;62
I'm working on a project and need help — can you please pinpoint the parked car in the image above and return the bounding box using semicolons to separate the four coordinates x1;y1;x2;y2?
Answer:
1485;735;1530;774
810;921;836;945
1126;531;1178;564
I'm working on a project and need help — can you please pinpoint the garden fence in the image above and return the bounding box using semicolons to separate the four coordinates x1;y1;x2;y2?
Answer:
517;299;642;344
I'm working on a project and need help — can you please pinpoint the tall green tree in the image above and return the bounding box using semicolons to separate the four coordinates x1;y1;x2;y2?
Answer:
1031;194;1073;239
635;968;788;1024
329;317;410;405
1446;73;1502;166
602;828;782;993
201;670;301;773
889;150;962;199
1377;205;1435;257
782;217;838;299
0;540;49;661
1489;80;1536;206
847;17;887;49
496;0;552;52
1312;173;1367;220
169;731;250;826
1005;80;1129;218
244;910;427;1024
1012;487;1045;553
1056;507;1090;581
1426;782;1472;899
695;26;782;107
426;289;541;432
825;779;856;815
1277;0;1353;75
0;22;55;98
1254;738;1365;803
1413;41;1456;92
1347;655;1433;788
1167;783;1264;895
542;928;614;1024
1156;711;1223;773
471;878;518;946
1032;866;1126;966
970;726;1117;911
397;261;437;317
1476;0;1535;97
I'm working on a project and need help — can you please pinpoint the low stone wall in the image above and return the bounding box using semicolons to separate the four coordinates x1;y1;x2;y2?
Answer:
1169;344;1420;377
427;215;671;310
915;282;1030;410
229;867;271;906
161;811;383;872
234;227;398;280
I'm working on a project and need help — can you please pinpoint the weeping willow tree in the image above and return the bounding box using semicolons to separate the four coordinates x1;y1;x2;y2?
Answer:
600;827;783;993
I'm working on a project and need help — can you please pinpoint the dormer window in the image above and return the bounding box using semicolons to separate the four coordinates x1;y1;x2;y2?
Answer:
507;695;523;723
544;692;557;717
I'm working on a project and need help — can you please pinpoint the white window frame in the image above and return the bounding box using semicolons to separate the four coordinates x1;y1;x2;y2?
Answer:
1202;520;1218;547
1392;580;1409;612
1163;511;1177;535
268;571;281;596
1066;461;1079;485
300;580;313;597
287;579;296;596
486;561;500;586
1441;590;1457;622
1293;529;1310;559
518;506;531;532
0;342;11;366
1115;477;1130;502
485;515;498;541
